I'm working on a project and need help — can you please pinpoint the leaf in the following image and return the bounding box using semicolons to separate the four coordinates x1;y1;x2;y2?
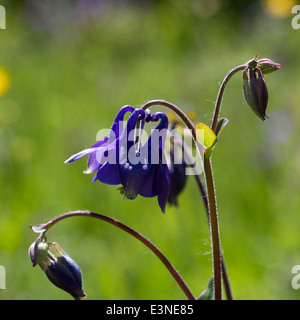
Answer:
195;122;217;149
215;117;229;137
197;276;214;300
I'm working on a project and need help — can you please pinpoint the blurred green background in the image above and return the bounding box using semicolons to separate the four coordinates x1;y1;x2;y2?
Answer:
0;0;300;300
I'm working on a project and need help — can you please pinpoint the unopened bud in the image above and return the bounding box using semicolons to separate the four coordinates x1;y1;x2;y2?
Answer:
45;259;87;300
29;238;87;299
243;68;269;121
45;242;86;300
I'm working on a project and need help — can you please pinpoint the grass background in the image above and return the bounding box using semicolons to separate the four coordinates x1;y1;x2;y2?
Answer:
0;0;300;300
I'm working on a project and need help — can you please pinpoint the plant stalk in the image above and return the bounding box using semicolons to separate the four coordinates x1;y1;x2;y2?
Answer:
183;144;233;300
203;154;222;300
35;210;196;300
141;99;230;300
211;64;246;132
141;99;197;141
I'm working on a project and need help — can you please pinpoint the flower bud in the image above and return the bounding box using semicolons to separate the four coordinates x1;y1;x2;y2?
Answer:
44;258;87;300
43;242;86;300
257;58;280;74
243;67;269;121
29;239;86;299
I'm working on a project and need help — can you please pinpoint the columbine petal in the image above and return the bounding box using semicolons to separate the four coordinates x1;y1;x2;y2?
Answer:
65;146;102;165
96;149;121;185
84;138;108;174
118;109;149;199
65;105;134;177
108;105;135;140
131;112;170;212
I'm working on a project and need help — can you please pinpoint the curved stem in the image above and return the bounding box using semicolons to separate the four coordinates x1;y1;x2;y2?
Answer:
141;100;197;141
140;99;229;300
36;210;196;300
205;64;248;298
211;64;246;132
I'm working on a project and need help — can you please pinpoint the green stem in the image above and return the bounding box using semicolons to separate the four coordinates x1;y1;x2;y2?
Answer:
183;144;233;300
211;64;246;132
205;64;248;298
203;154;222;300
141;99;230;300
35;210;196;300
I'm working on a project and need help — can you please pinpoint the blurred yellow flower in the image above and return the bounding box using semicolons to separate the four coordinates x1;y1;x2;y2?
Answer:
261;0;297;19
0;67;10;97
167;110;197;124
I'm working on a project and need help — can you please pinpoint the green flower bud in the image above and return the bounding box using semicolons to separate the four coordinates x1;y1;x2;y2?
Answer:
243;67;269;121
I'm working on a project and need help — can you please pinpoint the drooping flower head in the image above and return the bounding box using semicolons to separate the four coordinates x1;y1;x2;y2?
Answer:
242;56;280;121
65;106;170;213
243;67;269;121
29;238;86;300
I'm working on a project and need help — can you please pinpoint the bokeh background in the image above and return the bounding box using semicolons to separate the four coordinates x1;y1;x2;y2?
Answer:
0;0;299;300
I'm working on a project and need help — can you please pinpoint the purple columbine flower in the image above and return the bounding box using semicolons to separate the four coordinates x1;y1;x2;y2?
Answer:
65;106;170;213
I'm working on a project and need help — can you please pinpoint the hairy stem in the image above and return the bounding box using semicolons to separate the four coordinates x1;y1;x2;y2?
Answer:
141;100;197;141
203;154;222;300
183;144;233;300
211;64;246;132
141;99;231;300
204;64;248;298
36;210;196;300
